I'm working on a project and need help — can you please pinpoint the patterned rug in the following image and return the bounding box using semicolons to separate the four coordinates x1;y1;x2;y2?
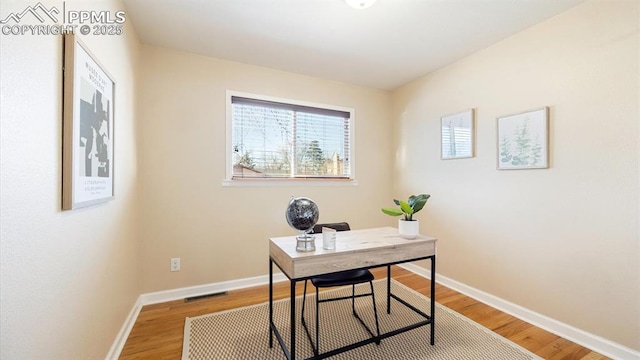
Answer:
183;279;541;359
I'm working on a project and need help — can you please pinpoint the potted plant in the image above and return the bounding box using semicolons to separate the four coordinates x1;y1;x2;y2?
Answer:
381;194;431;239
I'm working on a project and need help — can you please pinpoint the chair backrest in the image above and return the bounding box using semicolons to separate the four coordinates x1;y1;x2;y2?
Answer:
313;222;350;233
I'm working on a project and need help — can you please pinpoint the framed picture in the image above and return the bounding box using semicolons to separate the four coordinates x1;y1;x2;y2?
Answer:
441;109;474;159
496;107;549;170
62;34;115;210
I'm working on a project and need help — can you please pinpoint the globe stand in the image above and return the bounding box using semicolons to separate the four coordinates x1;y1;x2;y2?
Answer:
296;232;316;252
286;196;319;252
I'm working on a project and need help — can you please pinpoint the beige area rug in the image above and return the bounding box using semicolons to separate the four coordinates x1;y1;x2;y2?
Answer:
183;279;541;359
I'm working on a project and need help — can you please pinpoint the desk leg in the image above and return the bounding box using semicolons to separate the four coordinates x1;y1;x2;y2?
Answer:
386;265;391;314
269;258;273;348
430;255;436;345
290;280;297;360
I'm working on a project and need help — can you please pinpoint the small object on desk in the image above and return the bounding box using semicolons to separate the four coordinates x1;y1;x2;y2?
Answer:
322;227;336;249
285;196;320;252
295;234;316;252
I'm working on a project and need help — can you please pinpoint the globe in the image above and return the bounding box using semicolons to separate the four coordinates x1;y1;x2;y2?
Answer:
285;196;319;237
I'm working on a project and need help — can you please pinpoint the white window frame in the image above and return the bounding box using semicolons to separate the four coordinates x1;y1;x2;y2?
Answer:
223;90;357;187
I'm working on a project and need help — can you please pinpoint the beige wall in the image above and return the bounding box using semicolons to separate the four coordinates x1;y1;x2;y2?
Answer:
391;0;639;351
0;1;140;359
138;45;394;292
2;0;638;357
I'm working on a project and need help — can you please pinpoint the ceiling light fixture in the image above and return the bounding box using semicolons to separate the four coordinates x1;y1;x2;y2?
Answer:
345;0;377;10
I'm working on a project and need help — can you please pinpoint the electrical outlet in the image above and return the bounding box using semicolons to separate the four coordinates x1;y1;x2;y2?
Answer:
170;258;180;272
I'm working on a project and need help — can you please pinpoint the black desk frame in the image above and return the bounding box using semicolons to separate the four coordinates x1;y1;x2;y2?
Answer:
269;255;436;360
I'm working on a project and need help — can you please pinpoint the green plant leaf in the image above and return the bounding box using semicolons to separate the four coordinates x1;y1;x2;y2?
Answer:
412;198;427;213
399;200;413;215
384;194;431;221
412;194;430;213
381;207;403;216
408;195;417;207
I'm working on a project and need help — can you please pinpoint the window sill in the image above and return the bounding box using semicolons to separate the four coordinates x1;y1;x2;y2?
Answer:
221;178;358;187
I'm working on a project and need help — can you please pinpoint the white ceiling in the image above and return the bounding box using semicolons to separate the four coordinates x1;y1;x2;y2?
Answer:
123;0;587;90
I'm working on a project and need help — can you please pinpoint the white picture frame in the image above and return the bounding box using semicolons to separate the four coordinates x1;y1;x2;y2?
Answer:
441;109;474;159
62;34;115;209
497;107;549;170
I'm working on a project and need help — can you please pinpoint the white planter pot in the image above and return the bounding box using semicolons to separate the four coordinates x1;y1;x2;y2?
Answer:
398;219;419;239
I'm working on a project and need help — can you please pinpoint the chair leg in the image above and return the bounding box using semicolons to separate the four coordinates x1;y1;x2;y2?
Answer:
351;284;356;315
301;280;308;317
309;281;381;353
369;281;381;345
315;286;320;352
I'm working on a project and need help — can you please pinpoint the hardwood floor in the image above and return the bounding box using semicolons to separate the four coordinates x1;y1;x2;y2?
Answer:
119;267;609;359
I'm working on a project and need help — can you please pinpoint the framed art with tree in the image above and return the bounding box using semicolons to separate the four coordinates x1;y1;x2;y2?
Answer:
497;107;549;170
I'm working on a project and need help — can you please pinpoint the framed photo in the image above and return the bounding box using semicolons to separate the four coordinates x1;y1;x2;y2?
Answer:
62;34;115;210
441;109;474;159
497;107;549;170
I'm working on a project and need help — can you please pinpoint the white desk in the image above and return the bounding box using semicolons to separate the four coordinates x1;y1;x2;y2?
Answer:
268;227;437;359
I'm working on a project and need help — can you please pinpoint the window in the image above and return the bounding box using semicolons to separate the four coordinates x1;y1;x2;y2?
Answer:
227;92;354;182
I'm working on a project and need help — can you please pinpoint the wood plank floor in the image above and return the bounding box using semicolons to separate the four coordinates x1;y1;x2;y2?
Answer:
119;266;609;360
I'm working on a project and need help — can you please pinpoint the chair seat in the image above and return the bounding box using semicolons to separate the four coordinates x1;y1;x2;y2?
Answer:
301;222;381;353
311;269;374;288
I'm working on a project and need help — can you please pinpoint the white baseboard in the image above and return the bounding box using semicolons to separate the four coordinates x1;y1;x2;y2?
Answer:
105;296;143;360
106;272;289;359
108;266;639;360
139;272;289;305
398;263;640;360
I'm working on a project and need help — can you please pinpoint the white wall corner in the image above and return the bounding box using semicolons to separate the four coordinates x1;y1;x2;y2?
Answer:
107;272;288;358
105;296;144;360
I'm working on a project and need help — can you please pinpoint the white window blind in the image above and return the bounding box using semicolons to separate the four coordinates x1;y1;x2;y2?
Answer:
231;96;352;179
441;124;472;158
